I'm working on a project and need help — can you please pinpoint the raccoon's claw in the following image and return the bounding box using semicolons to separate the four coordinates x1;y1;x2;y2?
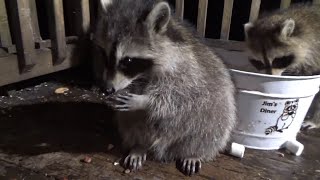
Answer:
108;93;149;111
123;152;147;171
114;104;130;111
177;158;201;176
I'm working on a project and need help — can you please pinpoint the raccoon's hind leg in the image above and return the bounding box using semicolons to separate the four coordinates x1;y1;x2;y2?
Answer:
176;158;201;176
123;145;147;171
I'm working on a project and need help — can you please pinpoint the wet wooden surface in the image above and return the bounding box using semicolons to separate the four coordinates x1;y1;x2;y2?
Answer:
0;69;319;180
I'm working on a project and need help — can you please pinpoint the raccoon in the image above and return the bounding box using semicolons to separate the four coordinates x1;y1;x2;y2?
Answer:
92;0;236;176
244;4;320;76
244;4;320;130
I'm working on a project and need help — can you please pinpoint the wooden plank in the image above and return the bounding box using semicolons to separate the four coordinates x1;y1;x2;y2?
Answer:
47;0;67;65
175;0;184;20
220;0;234;40
8;0;36;73
29;0;42;42
35;36;79;49
197;0;208;37
0;0;15;53
313;0;320;5
0;45;81;86
205;38;245;51
280;0;291;9
249;0;261;22
80;0;91;35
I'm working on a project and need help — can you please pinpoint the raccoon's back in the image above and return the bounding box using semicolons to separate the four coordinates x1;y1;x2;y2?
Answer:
258;5;320;34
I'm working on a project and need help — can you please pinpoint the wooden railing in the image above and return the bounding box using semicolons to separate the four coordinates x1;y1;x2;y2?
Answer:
0;0;92;86
1;0;320;86
175;0;320;50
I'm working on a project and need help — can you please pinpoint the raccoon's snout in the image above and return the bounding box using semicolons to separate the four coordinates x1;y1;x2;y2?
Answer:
105;87;115;95
101;81;115;95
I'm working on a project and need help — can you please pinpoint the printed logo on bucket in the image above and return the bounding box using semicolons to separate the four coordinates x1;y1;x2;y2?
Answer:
265;99;299;135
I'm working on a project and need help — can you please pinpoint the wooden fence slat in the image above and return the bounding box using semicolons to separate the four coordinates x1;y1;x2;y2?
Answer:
9;0;35;73
35;36;78;49
220;0;234;40
249;0;261;22
197;0;208;38
29;0;41;42
175;0;184;20
0;0;15;53
280;0;291;9
313;0;320;5
64;0;90;37
47;0;67;65
80;0;91;35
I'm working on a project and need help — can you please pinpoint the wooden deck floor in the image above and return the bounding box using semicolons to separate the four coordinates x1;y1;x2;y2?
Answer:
0;69;319;180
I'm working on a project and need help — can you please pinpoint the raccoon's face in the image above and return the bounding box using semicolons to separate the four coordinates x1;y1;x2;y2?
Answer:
284;99;299;113
244;19;302;75
92;0;171;94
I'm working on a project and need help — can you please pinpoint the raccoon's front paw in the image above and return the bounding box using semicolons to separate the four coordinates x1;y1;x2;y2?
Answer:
123;151;147;172
176;158;201;176
108;93;149;111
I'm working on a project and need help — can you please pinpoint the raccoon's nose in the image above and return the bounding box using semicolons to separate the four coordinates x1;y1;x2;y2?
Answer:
106;87;115;95
101;81;115;95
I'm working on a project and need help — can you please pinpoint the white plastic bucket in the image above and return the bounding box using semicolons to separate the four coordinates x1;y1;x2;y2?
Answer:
230;69;320;152
214;48;320;156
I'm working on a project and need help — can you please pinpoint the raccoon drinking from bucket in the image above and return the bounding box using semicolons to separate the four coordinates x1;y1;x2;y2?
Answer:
244;4;320;129
91;0;236;176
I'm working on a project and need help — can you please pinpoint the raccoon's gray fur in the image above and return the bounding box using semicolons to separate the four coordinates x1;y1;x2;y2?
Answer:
244;4;320;129
92;0;236;175
244;4;320;76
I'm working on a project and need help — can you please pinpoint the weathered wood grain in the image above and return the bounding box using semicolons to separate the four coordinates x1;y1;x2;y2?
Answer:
175;0;184;20
8;0;36;73
221;0;234;40
197;0;208;37
47;0;67;65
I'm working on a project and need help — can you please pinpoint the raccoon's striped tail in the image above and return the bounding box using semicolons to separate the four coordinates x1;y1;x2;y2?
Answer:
265;126;277;135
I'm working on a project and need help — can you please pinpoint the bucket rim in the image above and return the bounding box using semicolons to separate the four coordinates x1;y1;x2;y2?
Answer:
238;89;318;98
230;69;320;80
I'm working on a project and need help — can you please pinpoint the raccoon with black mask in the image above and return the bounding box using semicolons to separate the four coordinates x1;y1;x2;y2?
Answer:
92;0;236;176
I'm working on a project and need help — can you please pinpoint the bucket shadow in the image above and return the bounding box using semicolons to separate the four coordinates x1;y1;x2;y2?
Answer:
0;102;121;156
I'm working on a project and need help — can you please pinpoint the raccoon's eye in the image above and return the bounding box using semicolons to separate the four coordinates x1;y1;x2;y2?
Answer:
249;59;265;70
121;57;133;67
118;57;154;77
272;54;294;69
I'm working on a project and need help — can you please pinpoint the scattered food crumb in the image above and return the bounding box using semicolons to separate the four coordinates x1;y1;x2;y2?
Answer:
55;87;69;94
62;177;68;180
276;152;285;157
124;169;131;174
82;156;92;163
107;144;114;150
316;170;320;173
113;161;120;166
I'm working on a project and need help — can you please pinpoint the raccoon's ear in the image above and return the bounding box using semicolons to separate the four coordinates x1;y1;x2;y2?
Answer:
100;0;113;11
146;2;171;34
280;19;295;40
244;22;254;39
